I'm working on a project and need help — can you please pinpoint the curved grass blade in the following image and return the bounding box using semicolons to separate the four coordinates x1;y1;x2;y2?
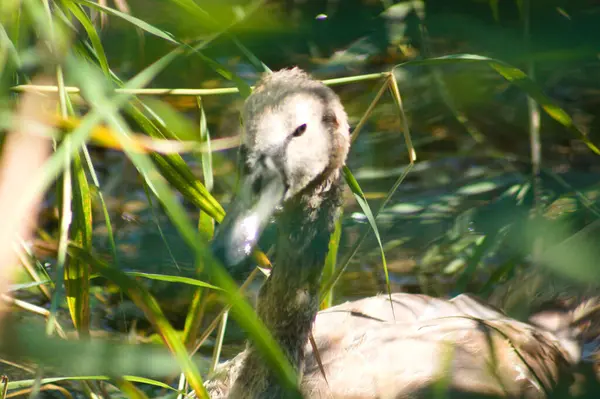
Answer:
125;105;225;222
320;163;413;298
60;0;110;76
341;166;393;317
114;378;150;399
75;0;178;44
8;376;179;391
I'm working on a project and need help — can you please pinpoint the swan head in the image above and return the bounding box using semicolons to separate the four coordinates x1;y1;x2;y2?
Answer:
212;68;350;268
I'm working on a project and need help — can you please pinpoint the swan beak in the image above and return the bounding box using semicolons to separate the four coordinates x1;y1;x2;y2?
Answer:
211;155;286;271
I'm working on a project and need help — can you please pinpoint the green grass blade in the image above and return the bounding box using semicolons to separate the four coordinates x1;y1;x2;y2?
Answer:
197;97;213;193
8;376;178;391
125;104;225;222
61;0;110;76
81;145;118;261
76;0;178;44
113;377;150;399
320;211;342;310
320;163;413;299
341;166;393;316
64;151;93;334
124;271;221;291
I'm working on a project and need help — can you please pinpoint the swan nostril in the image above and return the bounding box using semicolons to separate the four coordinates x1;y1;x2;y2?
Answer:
251;175;263;194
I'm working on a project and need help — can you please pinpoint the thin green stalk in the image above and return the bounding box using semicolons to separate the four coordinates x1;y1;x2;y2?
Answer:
210;310;229;373
11;72;390;95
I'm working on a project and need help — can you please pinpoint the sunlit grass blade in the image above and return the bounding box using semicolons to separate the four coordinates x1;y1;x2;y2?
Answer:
186;97;215;362
81;145;118;261
197;97;213;193
210;310;228;373
55;62;93;337
350;77;390;143
48;68;74;351
60;0;110;76
341;166;393;317
320;212;342;310
123;271;221;291
183;290;209;350
64;151;93;335
7;376;178;393
320;163;413;298
319;69;416;298
124;105;225;222
389;72;416;163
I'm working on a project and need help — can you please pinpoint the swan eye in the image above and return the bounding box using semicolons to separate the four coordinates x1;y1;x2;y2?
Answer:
292;123;307;137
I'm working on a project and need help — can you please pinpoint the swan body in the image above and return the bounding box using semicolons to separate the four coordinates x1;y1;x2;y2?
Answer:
207;293;585;398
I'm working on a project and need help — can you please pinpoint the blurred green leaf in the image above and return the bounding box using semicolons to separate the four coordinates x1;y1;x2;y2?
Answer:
396;54;600;155
68;246;210;398
1;320;207;381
